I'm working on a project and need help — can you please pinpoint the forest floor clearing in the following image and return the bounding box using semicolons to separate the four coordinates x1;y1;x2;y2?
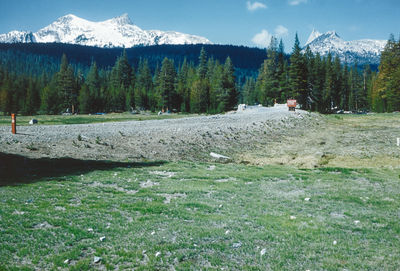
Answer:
0;107;399;270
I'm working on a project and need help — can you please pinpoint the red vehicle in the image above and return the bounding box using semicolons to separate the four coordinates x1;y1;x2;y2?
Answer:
287;99;297;111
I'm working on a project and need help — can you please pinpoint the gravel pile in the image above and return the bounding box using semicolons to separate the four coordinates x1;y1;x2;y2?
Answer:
0;106;317;162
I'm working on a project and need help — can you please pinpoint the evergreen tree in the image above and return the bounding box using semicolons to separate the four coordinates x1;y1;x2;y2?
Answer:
350;63;362;110
361;64;372;110
332;56;343;109
86;62;102;112
208;60;224;112
40;77;61;114
109;50;133;111
126;70;136;111
118;50;133;90
189;81;209;113
258;37;280;106
323;53;334;112
56;54;77;113
289;33;308;108
78;84;91;114
304;46;317;110
341;63;350;110
157;58;177;111
152;64;162;111
372;34;400;112
0;72;12;115
22;77;40;115
277;39;290;102
176;59;191;112
243;77;257;105
135;59;153;110
185;65;198;112
220;56;237;111
198;47;208;80
188;48;211;113
313;53;326;112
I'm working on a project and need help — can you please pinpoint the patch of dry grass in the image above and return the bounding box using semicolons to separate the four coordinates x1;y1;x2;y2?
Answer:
236;113;400;169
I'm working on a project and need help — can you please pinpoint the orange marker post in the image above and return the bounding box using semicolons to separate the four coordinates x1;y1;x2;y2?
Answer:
11;113;16;134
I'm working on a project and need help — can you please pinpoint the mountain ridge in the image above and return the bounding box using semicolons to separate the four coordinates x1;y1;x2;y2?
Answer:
0;14;212;48
304;30;386;64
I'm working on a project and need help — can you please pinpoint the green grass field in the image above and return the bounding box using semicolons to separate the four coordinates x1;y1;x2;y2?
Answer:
0;112;192;126
1;113;400;270
1;159;399;270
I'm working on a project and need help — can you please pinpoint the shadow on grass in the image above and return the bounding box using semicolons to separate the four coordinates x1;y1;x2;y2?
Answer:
0;152;166;186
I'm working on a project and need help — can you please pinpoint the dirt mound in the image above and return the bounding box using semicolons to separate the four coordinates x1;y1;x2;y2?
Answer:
1;108;398;169
0;107;317;163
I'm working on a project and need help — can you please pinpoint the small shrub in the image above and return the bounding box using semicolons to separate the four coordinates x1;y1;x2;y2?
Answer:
26;144;38;151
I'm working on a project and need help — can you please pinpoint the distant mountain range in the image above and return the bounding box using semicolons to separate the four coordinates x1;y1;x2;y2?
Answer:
304;29;387;65
0;14;212;48
0;14;388;65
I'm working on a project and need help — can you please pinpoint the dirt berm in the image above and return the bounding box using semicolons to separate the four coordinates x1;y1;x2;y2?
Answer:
0;106;398;168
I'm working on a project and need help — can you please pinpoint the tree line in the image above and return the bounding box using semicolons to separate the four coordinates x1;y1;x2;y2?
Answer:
242;34;378;113
0;34;399;115
370;34;400;112
243;34;400;113
0;48;237;115
0;43;266;80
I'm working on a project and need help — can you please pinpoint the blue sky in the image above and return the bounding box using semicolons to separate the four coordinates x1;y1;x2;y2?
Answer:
0;0;399;51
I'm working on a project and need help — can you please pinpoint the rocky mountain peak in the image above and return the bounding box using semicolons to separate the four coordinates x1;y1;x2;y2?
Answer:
303;30;386;64
0;14;212;48
109;13;133;26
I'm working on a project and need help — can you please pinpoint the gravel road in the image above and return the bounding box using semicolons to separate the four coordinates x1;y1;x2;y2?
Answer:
0;106;316;162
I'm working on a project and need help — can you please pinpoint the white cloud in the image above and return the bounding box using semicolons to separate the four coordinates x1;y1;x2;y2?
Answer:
348;25;360;32
252;25;290;47
275;25;289;37
252;29;273;48
247;1;267;11
288;0;307;6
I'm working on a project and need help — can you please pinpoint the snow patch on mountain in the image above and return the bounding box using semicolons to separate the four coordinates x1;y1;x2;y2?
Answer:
306;29;322;46
0;14;212;48
0;31;36;43
304;30;386;64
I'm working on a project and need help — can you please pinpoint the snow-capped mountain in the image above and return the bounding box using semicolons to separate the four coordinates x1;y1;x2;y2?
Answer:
305;29;322;46
0;14;212;48
304;30;386;64
0;30;36;43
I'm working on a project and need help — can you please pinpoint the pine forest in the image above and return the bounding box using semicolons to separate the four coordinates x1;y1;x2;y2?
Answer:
0;34;399;116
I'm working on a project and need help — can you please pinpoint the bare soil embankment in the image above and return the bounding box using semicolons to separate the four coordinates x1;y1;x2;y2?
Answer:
0;106;399;168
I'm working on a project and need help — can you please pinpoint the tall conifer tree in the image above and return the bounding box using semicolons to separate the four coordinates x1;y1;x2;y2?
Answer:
289;33;308;108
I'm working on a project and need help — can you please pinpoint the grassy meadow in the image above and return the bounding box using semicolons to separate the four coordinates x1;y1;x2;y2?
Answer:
0;112;400;270
1;160;399;270
0;112;192;126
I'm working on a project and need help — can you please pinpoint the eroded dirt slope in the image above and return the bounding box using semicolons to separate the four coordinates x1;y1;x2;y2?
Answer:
1;107;398;168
